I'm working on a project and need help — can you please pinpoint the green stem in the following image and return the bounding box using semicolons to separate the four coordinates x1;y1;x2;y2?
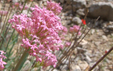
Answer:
5;29;15;51
5;0;27;52
13;49;29;71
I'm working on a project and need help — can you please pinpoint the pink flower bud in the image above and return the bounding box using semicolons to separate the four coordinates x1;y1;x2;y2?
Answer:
14;2;20;7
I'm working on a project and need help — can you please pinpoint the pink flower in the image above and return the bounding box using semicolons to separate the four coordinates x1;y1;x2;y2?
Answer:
69;25;81;35
0;51;7;70
65;42;71;47
0;51;6;59
0;11;8;16
21;38;32;49
0;59;7;70
14;2;20;7
19;5;29;10
9;3;65;68
46;0;62;15
69;27;74;33
73;25;81;32
62;26;68;34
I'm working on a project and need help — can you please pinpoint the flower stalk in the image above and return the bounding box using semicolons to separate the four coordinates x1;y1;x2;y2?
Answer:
13;49;29;71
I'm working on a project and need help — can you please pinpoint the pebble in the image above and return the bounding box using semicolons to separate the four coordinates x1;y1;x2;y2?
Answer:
70;64;82;71
77;47;87;54
85;55;92;63
72;17;82;24
102;35;108;41
78;60;89;70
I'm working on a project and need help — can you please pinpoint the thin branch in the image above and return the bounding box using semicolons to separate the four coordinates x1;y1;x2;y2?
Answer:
89;46;113;71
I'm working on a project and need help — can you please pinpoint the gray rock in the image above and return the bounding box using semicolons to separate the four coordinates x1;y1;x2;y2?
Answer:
85;55;92;63
60;0;64;3
76;9;85;16
70;64;81;71
72;17;82;24
74;57;81;62
66;16;73;20
66;20;72;24
94;42;101;46
91;29;95;34
78;60;89;70
102;35;108;41
62;59;69;64
12;0;20;2
53;69;60;71
66;0;71;4
106;24;113;30
65;0;86;12
80;39;88;45
60;65;68;71
77;47;87;54
73;0;86;9
88;2;113;21
65;5;72;11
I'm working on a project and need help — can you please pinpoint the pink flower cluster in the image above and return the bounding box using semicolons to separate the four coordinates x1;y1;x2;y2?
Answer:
9;1;64;67
0;51;7;70
0;11;8;16
65;41;71;47
46;0;62;15
70;25;81;35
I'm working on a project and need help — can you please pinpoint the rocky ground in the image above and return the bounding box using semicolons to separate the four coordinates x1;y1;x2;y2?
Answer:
54;0;113;71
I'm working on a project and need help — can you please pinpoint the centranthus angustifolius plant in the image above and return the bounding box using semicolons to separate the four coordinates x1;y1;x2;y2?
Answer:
8;0;65;69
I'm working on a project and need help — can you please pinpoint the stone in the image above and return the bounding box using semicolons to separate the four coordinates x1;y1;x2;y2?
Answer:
60;0;64;3
77;47;87;54
88;2;113;21
65;5;72;11
60;65;68;71
78;60;89;70
74;57;81;62
80;39;88;45
72;17;82;24
94;42;101;46
66;20;72;25
105;24;113;30
53;69;60;71
66;16;73;20
85;55;92;63
73;0;86;9
76;9;85;16
102;35;108;41
70;64;81;71
91;29;95;34
62;58;69;64
64;0;86;12
73;48;77;55
66;0;71;4
12;0;20;2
